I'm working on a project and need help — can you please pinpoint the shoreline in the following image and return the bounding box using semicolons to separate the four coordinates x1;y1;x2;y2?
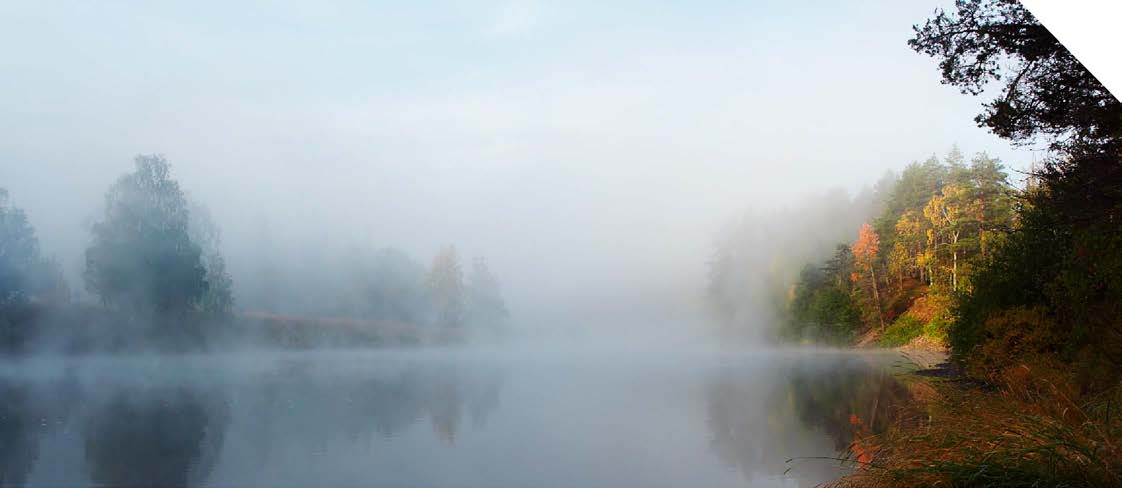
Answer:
831;344;1120;487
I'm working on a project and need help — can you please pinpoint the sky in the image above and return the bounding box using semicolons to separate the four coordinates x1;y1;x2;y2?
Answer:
0;0;1032;333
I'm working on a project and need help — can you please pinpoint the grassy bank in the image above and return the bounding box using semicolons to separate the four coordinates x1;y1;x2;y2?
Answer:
832;361;1122;487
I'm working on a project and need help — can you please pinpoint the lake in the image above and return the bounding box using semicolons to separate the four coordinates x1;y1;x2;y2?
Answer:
0;348;911;487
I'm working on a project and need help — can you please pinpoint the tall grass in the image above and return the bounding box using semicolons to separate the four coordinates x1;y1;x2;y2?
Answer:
831;363;1122;487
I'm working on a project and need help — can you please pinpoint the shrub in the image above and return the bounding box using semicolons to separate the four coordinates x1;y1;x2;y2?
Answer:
922;316;950;342
878;314;923;347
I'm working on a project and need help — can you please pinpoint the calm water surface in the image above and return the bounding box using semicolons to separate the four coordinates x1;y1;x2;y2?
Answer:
0;348;910;487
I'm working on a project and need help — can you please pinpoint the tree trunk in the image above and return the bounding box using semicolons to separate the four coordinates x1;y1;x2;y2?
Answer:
951;231;959;291
871;268;885;332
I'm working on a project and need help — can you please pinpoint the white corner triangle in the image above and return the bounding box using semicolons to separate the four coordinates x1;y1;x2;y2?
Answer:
1020;0;1122;99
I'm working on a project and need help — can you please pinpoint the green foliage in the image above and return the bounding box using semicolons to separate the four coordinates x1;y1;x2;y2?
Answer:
85;156;205;314
186;203;235;320
874;156;948;244
877;314;923;347
913;0;1122;392
84;155;219;324
0;189;64;307
1;189;67;352
831;3;1122;485
909;0;1121;159
923;315;949;342
0;189;40;305
785;148;1011;344
197;253;234;320
954;194;1122;388
789;247;862;342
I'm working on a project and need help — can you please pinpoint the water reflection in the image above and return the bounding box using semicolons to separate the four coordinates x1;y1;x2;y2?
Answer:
83;388;228;487
0;374;76;486
0;351;906;487
706;354;910;481
237;361;503;456
0;383;38;486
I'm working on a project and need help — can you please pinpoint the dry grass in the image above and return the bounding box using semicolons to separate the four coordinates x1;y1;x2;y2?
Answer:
831;363;1122;487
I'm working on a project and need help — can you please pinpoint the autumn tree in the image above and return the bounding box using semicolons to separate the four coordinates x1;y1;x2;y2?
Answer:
923;183;978;292
890;209;926;285
852;224;884;330
426;245;464;328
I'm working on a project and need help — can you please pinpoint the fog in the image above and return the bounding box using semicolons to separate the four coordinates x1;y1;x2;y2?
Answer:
0;2;1051;486
0;348;913;487
0;0;1030;343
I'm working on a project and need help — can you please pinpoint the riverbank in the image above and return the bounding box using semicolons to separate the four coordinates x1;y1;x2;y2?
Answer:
831;350;1122;487
1;302;459;355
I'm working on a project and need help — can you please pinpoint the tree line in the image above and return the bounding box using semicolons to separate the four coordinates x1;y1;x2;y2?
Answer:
786;147;1016;345
911;0;1121;391
831;3;1122;485
0;155;509;352
714;0;1121;397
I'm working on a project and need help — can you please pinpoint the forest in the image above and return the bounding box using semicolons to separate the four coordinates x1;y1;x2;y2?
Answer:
711;0;1122;485
783;147;1014;348
0;156;511;353
708;0;1120;387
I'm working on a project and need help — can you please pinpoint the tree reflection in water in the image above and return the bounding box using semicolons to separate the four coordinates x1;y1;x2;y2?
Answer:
0;359;502;486
240;362;503;454
0;374;79;488
83;387;228;488
0;383;38;487
706;354;911;480
0;353;913;486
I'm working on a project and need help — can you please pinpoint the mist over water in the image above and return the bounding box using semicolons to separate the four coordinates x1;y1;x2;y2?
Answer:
0;1;1039;486
1;348;909;487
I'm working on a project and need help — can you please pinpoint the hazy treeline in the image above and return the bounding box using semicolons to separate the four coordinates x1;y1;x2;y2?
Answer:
705;186;885;341
0;189;70;348
0;156;510;353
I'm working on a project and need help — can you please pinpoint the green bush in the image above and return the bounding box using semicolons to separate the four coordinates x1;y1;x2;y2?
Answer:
923;315;950;342
878;314;923;347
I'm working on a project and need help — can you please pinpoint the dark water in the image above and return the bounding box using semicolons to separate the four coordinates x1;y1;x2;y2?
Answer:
0;348;911;487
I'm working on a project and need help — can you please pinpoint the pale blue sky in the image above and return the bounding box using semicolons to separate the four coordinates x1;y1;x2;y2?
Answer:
0;1;1031;326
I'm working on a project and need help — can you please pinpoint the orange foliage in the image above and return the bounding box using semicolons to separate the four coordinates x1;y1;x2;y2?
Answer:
849;414;875;466
852;223;880;273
